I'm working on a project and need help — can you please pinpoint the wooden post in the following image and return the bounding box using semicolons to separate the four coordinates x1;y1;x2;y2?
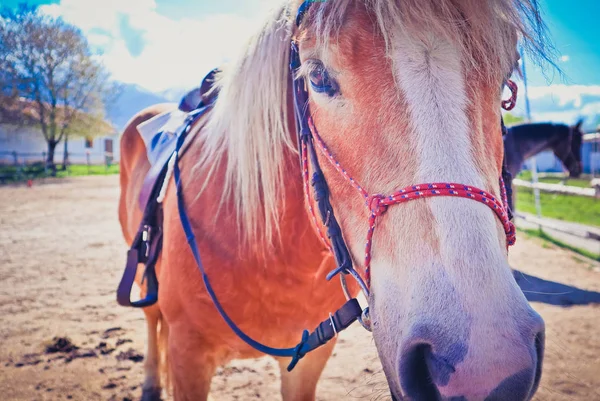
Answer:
42;152;48;175
86;149;91;173
520;48;543;222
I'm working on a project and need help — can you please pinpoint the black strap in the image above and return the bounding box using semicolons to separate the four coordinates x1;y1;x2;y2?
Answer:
171;105;363;370
116;109;206;308
501;117;515;220
117;1;366;372
288;299;362;370
116;169;165;308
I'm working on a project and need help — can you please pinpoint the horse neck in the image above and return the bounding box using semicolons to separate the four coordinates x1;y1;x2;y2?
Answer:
504;124;558;176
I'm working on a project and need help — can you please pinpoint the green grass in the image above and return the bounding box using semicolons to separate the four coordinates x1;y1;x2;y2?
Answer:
516;171;593;188
0;163;119;183
0;165;19;176
56;164;119;177
518;227;600;262
515;187;600;227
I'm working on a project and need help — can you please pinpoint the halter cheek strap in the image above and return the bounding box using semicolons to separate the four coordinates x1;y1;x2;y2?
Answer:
300;92;517;288
170;107;364;372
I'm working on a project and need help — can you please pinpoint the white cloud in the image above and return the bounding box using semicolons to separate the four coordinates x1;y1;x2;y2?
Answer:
40;0;283;92
525;84;600;108
505;84;600;127
40;0;157;33
559;55;570;62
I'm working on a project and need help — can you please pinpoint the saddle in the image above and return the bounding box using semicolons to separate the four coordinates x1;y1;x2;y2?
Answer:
116;69;219;307
179;68;221;112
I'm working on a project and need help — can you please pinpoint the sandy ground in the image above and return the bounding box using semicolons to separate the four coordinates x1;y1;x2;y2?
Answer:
0;175;599;401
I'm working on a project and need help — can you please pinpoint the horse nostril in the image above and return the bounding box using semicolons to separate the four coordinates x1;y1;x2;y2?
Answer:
399;344;442;401
486;321;545;401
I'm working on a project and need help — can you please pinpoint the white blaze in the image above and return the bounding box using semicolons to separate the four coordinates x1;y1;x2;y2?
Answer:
392;32;504;268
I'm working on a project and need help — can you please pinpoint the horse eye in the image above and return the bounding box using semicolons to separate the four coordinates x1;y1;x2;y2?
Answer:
308;62;339;97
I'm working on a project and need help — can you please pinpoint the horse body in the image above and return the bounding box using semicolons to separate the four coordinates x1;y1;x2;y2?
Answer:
119;103;351;400
503;120;584;178
118;1;553;400
503;120;584;211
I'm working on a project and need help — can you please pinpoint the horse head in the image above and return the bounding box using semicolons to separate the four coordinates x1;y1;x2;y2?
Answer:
290;1;548;399
556;118;584;178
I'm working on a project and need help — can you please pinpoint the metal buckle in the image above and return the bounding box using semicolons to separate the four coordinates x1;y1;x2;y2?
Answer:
328;312;338;338
323;210;331;227
142;225;152;258
340;273;372;332
359;307;372;332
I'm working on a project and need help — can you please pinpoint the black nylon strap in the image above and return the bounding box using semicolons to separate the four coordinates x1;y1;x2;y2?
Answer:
116;1;366;372
116;169;165;308
501;117;515;220
287;298;362;371
116;109;206;308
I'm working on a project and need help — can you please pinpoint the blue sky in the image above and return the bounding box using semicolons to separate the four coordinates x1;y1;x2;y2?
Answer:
525;0;600;86
3;0;599;94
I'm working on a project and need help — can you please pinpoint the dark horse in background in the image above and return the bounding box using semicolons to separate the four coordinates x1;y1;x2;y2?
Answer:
502;119;600;307
502;119;585;212
503;119;585;179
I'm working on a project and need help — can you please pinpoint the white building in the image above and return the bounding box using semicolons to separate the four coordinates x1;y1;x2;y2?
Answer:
0;124;119;166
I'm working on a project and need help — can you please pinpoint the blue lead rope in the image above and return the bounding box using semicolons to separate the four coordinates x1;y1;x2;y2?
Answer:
171;107;312;370
167;0;365;367
118;0;365;372
171;106;362;371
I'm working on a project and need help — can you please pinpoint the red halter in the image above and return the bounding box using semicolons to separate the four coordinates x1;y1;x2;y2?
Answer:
302;90;518;287
502;79;518;111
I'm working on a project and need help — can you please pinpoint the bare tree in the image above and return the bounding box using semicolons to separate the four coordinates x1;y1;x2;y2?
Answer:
0;4;118;172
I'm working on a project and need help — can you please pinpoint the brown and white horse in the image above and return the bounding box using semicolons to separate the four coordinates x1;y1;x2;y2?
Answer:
118;1;552;400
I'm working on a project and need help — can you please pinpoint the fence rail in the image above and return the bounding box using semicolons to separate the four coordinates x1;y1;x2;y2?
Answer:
516;212;600;241
0;150;114;165
513;178;598;198
583;133;599;142
0;150;116;183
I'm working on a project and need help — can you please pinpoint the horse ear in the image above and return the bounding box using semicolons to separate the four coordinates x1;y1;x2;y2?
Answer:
573;118;584;131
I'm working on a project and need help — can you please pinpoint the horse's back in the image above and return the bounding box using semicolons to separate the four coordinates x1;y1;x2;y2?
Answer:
118;103;177;244
508;122;557;136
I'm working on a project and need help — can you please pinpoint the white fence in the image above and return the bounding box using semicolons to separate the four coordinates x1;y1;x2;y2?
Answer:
0;150;115;166
512;178;598;198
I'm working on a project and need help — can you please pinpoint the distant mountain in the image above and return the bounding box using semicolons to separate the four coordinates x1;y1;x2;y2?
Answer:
106;83;171;131
159;87;190;103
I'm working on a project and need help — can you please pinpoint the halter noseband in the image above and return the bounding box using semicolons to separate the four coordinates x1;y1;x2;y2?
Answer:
292;2;517;330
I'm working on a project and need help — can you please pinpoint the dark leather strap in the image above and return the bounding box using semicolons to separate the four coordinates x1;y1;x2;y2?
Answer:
116;184;164;307
288;298;362;370
291;40;356;281
116;109;206;308
171;106;363;369
116;1;366;371
501;117;514;220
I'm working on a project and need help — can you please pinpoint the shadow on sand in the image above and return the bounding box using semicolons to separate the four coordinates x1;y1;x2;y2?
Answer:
514;270;600;306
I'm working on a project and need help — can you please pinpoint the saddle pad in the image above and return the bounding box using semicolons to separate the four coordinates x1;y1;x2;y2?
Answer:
136;109;192;210
137;109;189;167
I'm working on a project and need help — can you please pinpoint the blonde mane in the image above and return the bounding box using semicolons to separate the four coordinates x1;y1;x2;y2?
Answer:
192;5;295;247
307;0;554;81
192;0;552;246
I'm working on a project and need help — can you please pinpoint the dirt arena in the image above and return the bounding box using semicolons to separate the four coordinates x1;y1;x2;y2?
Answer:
1;175;599;401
